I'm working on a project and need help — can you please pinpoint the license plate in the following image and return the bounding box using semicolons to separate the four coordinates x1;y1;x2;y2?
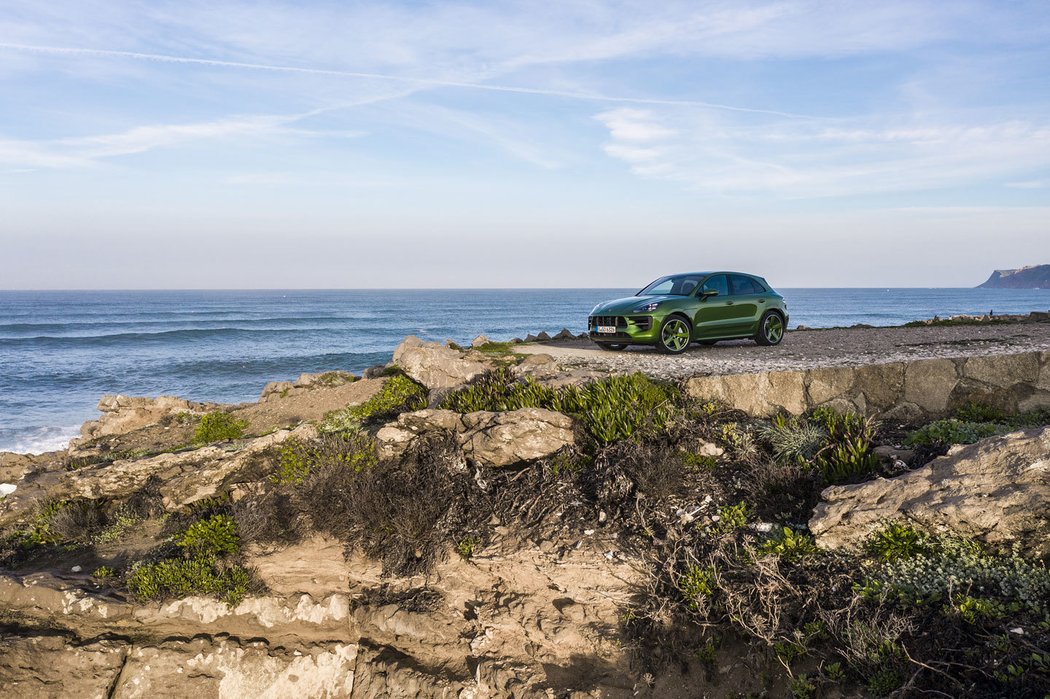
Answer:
597;325;617;334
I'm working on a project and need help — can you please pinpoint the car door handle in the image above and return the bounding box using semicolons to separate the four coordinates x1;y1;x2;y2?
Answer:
726;301;734;305
758;298;766;303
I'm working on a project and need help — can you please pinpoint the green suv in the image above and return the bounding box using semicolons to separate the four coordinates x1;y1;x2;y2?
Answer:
588;272;788;354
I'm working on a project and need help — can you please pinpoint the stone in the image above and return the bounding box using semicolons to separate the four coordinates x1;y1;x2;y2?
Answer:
461;408;575;467
686;370;806;416
376;408;575;467
696;441;724;458
810;427;1050;557
806;366;855;405
851;362;905;412
471;334;490;348
392;336;496;391
0;452;35;483
903;358;958;414
535;331;551;341
362;364;389;380
552;328;575;340
963;353;1040;387
524;334;539;342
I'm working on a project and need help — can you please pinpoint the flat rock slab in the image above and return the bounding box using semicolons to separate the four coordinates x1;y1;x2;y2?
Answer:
810;426;1050;557
517;322;1050;380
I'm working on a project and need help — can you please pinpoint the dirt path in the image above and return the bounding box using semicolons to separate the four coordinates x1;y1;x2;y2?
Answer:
517;322;1050;379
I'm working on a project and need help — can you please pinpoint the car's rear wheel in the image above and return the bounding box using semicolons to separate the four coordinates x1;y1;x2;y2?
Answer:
755;311;785;346
657;315;692;354
597;343;627;351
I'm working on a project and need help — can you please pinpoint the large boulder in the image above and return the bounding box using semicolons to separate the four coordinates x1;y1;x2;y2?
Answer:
810;427;1050;557
376;408;575;467
392;336;495;391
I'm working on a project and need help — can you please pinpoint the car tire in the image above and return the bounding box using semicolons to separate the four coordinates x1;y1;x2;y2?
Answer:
755;311;785;346
657;315;692;354
597;343;627;351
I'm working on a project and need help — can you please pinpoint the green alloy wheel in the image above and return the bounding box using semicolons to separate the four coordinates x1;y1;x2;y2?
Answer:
587;271;789;353
658;316;692;354
756;311;784;346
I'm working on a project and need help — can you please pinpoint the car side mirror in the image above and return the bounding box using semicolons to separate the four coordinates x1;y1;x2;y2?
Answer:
701;289;719;299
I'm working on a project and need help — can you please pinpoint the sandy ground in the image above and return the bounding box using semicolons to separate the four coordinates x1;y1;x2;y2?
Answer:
517;322;1050;379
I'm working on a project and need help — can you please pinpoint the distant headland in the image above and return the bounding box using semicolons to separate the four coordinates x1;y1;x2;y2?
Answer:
977;264;1050;289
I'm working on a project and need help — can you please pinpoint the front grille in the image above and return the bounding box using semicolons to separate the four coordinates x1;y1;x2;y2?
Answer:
589;315;627;329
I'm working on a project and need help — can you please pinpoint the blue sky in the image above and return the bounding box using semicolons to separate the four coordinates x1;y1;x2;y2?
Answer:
1;0;1048;288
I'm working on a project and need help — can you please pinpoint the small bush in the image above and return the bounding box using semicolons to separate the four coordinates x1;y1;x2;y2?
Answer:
867;522;930;562
175;514;240;557
271;431;377;486
758;526;818;561
456;535;480;558
441;370;681;443
810;408;878;484
759;415;827;463
18;500;67;548
193;412;248;444
126;513;251;607
905;419;1004;448
679;564;717;610
713;501;748;533
126;557;251;606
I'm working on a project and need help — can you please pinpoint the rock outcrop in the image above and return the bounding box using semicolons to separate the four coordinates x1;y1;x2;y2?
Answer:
376;408;575;467
76;395;217;443
392;336;496;390
259;370;357;402
810;426;1050;557
977;264;1050;289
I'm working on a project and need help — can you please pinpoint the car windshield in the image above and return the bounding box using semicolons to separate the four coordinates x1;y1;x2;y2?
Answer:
637;274;703;296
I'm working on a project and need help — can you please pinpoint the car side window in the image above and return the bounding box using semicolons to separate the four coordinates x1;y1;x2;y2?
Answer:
700;274;728;297
729;274;760;295
647;279;674;295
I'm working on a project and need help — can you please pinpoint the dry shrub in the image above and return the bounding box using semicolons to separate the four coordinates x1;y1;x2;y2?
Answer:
123;475;165;519
49;499;107;544
231;491;301;549
301;431;484;576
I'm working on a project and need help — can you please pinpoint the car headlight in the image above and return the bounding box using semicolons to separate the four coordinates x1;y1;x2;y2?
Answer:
633;302;660;312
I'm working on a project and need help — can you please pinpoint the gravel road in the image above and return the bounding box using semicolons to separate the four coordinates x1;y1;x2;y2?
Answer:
517;322;1050;379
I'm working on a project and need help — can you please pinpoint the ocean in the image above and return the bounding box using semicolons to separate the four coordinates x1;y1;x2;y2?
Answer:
1;288;1047;454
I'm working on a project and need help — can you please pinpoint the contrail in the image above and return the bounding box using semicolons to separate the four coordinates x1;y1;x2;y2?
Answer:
0;42;813;119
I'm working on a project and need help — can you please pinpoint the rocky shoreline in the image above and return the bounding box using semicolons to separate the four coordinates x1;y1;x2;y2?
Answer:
0;329;1048;697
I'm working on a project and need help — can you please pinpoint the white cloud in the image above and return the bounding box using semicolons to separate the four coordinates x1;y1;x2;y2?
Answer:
595;108;1050;198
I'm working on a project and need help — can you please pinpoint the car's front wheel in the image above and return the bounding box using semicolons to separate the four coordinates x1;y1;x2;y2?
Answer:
657;315;692;354
755;311;785;346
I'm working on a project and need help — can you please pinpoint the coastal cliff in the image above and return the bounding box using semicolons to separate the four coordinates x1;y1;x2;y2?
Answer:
1;332;1048;698
978;264;1050;289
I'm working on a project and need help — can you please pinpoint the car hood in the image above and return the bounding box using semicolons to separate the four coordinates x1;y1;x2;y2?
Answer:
591;295;679;315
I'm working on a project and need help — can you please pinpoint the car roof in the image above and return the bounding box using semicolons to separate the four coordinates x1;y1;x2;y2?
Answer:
665;271;758;278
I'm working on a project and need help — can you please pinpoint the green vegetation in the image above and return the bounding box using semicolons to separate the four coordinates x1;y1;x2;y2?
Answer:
15;500;67;548
126;514;250;606
905;404;1050;448
174;514;239;557
810;407;878;483
858;531;1050;617
193;411;248;444
126;557;251;606
271;431;377;486
713;501;748;533
757;526;818;561
678;564;716;610
866;521;930;562
759;414;827;463
441;369;680;443
321;373;426;429
455;535;480;558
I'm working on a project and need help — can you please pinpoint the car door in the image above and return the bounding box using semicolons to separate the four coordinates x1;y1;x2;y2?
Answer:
691;274;735;338
725;274;763;333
